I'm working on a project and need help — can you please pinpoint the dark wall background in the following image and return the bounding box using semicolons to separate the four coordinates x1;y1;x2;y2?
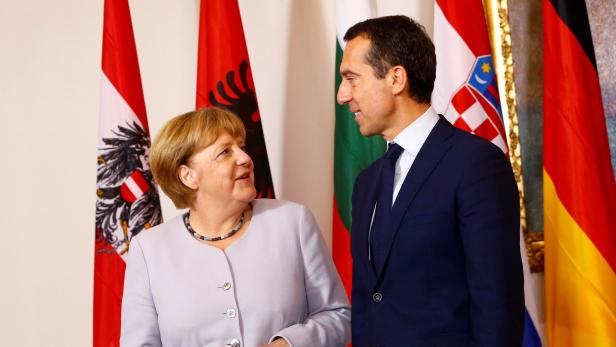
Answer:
508;0;615;233
587;0;616;177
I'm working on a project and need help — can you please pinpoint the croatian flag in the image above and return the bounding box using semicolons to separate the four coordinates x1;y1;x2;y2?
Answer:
432;1;544;346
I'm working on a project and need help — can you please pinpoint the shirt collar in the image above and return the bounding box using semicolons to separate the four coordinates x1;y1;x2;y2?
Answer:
391;106;439;156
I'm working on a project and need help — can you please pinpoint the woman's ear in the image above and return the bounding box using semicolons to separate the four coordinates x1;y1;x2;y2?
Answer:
178;165;198;190
388;65;408;96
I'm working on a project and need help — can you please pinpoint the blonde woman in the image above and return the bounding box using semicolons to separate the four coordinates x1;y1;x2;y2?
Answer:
120;108;350;347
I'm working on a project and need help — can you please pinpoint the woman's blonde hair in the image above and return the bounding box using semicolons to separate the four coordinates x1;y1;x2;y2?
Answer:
150;107;246;209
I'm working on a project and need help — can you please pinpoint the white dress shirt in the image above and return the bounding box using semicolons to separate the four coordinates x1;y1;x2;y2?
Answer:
368;107;439;261
390;106;440;204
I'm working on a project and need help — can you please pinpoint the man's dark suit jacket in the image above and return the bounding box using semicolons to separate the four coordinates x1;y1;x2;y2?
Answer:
351;116;524;347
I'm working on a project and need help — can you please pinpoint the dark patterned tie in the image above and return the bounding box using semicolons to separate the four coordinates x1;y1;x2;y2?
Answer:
370;142;404;272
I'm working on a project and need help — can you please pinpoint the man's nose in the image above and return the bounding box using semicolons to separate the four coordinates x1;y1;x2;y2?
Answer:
337;81;351;105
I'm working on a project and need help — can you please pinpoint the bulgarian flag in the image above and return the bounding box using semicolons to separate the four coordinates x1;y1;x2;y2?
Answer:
94;0;162;346
196;0;275;199
333;0;385;300
433;1;543;345
543;0;616;345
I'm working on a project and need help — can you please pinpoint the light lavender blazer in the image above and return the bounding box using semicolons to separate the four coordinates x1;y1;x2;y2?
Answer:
120;199;350;347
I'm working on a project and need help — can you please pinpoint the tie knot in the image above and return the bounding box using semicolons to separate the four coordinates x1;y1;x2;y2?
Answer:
385;142;403;161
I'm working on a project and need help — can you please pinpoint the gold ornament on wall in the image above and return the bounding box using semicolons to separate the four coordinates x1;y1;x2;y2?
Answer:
484;0;544;272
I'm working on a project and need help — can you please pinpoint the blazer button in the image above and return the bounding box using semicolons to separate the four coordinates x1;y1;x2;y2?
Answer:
227;338;240;347
225;308;237;318
372;292;383;303
222;282;232;291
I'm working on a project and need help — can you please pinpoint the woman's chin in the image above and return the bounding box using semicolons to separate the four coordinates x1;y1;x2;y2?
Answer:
235;187;257;203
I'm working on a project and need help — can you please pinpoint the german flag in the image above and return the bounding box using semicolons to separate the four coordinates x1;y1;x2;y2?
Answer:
543;0;616;345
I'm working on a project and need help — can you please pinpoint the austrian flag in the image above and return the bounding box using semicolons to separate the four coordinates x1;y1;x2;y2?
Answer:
94;0;162;346
120;170;151;203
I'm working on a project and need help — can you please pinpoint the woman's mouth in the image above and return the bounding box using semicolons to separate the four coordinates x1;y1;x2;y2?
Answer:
236;172;250;181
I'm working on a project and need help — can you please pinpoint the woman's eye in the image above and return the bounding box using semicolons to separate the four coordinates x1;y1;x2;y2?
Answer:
217;148;230;158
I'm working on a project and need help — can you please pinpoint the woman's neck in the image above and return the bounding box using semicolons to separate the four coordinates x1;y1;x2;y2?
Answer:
189;201;249;238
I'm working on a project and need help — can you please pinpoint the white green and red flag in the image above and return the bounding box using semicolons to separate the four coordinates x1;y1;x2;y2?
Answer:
333;0;385;300
94;0;162;345
433;1;543;345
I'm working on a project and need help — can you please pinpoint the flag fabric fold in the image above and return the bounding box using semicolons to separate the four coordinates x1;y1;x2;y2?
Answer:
333;0;385;300
543;0;616;345
94;1;162;346
433;1;543;345
196;0;275;199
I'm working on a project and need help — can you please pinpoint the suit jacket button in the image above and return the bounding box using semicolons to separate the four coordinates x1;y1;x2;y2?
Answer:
372;292;383;303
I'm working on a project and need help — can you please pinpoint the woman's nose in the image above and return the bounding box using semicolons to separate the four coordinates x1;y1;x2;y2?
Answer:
237;148;252;166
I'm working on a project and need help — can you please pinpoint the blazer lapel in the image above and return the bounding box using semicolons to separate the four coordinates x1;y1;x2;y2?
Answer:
355;159;384;280
375;117;455;277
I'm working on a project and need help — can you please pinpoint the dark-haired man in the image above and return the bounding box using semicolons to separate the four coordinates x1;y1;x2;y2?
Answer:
337;15;524;346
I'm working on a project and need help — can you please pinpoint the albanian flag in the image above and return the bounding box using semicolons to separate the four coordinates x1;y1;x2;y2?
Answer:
196;0;275;198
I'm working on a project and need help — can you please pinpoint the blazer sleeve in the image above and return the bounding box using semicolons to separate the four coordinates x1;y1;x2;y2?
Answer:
270;206;351;347
120;237;162;347
457;144;525;347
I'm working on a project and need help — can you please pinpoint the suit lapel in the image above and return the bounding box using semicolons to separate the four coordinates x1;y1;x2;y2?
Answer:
375;117;455;277
355;160;384;281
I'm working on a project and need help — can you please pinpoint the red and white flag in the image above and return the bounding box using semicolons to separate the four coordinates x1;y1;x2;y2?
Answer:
94;1;162;345
196;0;275;198
432;0;507;153
433;1;544;345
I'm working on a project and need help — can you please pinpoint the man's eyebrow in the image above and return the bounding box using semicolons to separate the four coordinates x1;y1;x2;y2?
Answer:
341;70;358;77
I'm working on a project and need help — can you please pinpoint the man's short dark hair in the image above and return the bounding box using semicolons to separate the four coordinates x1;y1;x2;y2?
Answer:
344;15;436;104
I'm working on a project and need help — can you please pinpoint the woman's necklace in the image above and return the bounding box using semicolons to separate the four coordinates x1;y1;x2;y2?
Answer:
183;211;244;242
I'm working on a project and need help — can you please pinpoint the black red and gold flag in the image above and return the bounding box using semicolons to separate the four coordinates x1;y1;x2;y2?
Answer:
543;0;616;344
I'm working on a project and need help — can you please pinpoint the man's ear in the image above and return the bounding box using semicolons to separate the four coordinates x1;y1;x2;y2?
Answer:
389;65;408;96
178;165;198;190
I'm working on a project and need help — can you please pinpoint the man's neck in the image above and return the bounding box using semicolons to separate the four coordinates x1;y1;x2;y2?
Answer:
382;100;431;141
